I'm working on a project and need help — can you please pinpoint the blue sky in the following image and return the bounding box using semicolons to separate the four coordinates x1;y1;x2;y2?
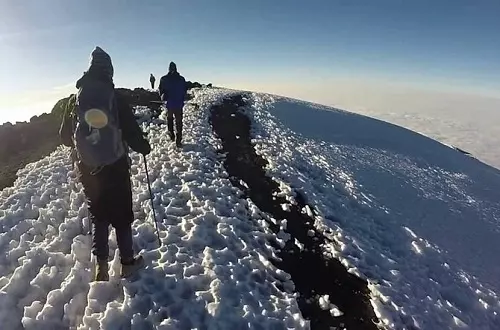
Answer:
1;0;499;123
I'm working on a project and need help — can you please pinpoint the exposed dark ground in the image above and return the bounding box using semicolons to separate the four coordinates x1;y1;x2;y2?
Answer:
210;94;380;330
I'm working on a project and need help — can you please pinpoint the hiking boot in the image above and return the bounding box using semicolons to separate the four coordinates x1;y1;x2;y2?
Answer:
94;259;109;281
168;131;175;141
175;140;182;148
121;255;145;278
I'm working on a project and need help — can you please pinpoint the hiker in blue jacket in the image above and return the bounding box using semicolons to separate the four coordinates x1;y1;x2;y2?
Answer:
158;62;187;147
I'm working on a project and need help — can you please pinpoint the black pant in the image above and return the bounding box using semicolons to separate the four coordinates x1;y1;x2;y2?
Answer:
78;156;135;263
93;219;133;263
167;108;183;142
150;81;155;89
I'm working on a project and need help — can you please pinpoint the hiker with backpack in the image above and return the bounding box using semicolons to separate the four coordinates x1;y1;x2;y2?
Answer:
158;62;187;148
149;73;156;89
59;46;151;281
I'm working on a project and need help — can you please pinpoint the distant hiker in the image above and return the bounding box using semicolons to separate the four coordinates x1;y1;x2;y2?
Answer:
59;46;151;281
150;73;156;89
158;61;187;147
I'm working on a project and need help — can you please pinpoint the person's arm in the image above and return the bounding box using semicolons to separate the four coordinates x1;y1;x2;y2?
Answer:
116;93;151;155
159;76;171;101
59;95;76;147
182;76;187;101
158;76;164;96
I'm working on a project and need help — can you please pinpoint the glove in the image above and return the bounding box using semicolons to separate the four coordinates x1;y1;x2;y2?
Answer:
139;139;151;155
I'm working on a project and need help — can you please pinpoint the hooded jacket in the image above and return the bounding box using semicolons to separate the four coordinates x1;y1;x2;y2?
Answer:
158;64;187;109
59;70;150;162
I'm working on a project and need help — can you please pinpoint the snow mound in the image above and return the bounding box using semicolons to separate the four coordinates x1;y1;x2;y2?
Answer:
245;93;500;329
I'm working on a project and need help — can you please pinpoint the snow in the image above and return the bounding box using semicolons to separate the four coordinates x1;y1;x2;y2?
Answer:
245;92;500;329
1;86;500;329
330;305;343;318
317;294;342;317
0;89;307;329
318;294;330;310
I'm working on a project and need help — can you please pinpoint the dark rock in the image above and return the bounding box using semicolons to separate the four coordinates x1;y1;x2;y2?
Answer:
186;81;202;90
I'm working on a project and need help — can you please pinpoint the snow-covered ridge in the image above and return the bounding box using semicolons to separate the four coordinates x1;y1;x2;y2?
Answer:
244;92;500;329
1;87;499;329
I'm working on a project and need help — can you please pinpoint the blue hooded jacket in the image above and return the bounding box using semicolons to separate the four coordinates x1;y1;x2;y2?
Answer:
158;64;187;109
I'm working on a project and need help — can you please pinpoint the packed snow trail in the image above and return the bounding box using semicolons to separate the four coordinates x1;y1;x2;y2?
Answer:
210;94;378;329
0;89;308;329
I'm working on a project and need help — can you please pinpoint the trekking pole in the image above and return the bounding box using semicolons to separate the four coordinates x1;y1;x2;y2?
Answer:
143;155;161;246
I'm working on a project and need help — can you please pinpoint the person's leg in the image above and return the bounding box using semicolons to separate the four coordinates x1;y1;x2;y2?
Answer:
115;223;143;277
92;218;110;261
106;168;135;263
118;224;144;277
109;168;144;277
80;164;110;281
175;108;183;143
81;171;109;261
115;224;134;263
167;108;175;141
91;214;110;281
